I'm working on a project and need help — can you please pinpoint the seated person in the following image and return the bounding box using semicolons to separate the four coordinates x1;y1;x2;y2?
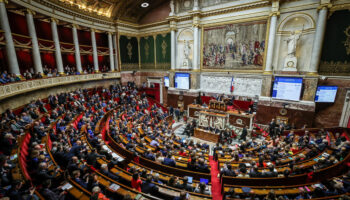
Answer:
194;182;211;195
141;175;159;195
176;176;194;192
163;154;176;167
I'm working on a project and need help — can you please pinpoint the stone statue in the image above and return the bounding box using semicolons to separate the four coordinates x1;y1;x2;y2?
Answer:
286;30;301;57
184;40;191;59
283;30;302;71
169;0;174;16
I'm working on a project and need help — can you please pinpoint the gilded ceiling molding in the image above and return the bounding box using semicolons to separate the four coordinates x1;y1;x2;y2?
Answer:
29;0;114;25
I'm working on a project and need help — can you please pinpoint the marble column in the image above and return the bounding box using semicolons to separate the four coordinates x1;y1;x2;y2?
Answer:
170;29;176;70
107;32;115;72
308;7;328;75
26;9;43;74
112;34;119;71
51;18;64;74
264;14;278;74
193;25;199;70
72;24;82;73
0;0;20;75
91;29;99;72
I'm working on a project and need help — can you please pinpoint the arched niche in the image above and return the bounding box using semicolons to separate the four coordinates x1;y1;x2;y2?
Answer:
278;13;315;33
177;28;194;69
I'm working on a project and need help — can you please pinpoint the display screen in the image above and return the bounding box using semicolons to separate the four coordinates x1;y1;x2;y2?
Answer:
164;76;169;87
174;73;190;90
315;86;338;103
272;77;303;101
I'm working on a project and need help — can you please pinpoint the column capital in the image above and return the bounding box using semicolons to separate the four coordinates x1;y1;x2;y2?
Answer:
317;3;332;11
72;24;79;29
269;11;280;17
152;35;156;39
26;8;36;15
107;31;114;35
91;28;96;32
51;18;59;24
0;0;8;4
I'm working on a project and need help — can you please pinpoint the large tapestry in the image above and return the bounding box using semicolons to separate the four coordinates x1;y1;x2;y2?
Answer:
320;10;350;75
202;20;267;70
140;36;155;69
156;33;171;70
119;35;139;71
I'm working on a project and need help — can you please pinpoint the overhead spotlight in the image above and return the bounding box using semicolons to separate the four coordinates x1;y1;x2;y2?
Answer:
141;2;149;8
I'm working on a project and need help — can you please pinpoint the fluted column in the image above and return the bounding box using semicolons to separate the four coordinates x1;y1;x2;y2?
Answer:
193;26;199;70
308;6;328;75
72;24;82;73
264;13;278;74
26;9;43;74
0;0;20;75
170;29;176;70
112;33;119;71
91;29;99;72
107;32;115;71
51;18;64;74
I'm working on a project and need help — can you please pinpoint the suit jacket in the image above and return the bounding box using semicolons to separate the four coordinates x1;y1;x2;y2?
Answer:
41;188;64;200
163;158;176;167
141;182;158;195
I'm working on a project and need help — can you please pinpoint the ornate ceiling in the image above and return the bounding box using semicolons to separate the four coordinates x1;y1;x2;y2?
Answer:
56;0;170;23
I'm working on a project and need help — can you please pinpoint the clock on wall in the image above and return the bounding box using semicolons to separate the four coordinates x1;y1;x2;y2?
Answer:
287;61;295;68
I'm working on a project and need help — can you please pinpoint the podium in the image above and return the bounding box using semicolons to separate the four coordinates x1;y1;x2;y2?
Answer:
187;104;254;130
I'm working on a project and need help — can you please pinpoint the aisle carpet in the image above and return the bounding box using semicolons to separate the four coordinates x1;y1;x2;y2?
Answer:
209;156;222;200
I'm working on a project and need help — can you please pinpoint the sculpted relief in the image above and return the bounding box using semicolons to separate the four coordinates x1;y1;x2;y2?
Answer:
200;75;262;97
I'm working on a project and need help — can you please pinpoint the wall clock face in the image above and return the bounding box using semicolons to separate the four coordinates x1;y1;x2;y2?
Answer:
279;108;288;116
287;61;294;68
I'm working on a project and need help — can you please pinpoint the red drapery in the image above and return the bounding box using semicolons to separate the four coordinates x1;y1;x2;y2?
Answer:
0;47;8;72
95;32;108;47
62;53;76;67
35;20;52;40
41;52;56;69
58;25;73;43
8;12;29;36
78;30;91;45
16;49;33;73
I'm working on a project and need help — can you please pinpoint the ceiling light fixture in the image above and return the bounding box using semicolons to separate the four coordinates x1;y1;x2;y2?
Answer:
141;2;149;8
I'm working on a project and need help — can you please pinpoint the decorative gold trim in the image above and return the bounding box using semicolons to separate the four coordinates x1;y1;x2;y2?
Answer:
0;0;8;4
306;72;319;76
200;16;268;72
154;35;157;69
137;37;141;70
201;69;264;73
262;14;271;72
201;15;268;28
277;12;316;32
329;3;350;18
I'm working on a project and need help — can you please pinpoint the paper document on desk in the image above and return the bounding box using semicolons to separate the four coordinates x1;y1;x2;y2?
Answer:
109;183;120;191
62;183;73;190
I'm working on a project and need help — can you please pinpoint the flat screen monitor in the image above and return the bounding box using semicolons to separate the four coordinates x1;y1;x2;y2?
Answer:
164;76;169;87
175;73;190;90
272;77;303;101
315;86;338;103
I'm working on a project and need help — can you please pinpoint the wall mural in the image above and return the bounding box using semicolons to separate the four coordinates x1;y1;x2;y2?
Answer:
119;35;139;70
202;20;267;70
140;36;155;69
320;10;350;75
156;33;171;70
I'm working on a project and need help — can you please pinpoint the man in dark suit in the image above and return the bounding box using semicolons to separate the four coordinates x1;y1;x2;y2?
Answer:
269;119;277;137
100;164;119;181
40;179;65;200
221;164;237;177
86;148;105;169
176;176;194;192
36;162;60;184
163;154;176;167
240;126;248;141
141;175;159;195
